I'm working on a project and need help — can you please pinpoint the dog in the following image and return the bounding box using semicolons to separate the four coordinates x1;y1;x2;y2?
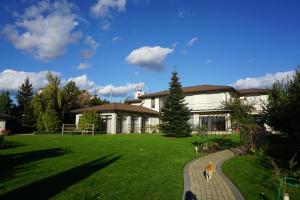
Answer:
204;161;214;181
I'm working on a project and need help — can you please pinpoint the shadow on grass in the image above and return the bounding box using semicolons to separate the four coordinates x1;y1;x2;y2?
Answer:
2;141;26;149
0;155;121;200
0;148;68;182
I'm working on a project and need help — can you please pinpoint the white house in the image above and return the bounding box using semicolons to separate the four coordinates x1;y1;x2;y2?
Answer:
126;85;268;133
72;84;268;134
71;103;159;134
0;113;10;133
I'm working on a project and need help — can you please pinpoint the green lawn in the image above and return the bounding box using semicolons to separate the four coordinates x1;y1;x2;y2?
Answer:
0;134;239;200
222;155;300;200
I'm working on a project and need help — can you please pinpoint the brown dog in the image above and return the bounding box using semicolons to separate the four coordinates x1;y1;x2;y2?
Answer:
204;161;214;181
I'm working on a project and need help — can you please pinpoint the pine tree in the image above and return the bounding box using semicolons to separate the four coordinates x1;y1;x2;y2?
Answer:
160;71;192;137
16;77;34;127
0;91;12;114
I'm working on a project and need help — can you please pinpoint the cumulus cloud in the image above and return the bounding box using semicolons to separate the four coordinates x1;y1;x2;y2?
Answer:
186;37;198;47
0;69;142;98
91;0;126;18
2;0;81;60
81;36;99;59
233;70;295;89
68;74;144;97
97;83;144;97
126;46;174;71
0;69;60;93
77;63;89;70
67;74;95;90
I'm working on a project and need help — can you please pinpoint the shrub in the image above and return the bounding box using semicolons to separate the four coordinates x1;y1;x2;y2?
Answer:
42;107;61;131
79;111;101;131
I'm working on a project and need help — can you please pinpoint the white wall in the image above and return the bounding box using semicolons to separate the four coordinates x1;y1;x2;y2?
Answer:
185;92;230;111
0;120;6;132
141;92;231;112
240;94;268;114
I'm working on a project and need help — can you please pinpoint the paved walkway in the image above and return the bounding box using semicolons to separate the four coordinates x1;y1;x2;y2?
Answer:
183;150;245;200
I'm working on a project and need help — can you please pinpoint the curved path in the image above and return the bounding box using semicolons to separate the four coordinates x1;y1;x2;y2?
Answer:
183;150;245;200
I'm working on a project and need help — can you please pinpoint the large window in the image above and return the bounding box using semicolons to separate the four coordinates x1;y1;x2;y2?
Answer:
151;98;155;108
100;115;112;133
130;116;139;133
199;116;225;131
116;115;127;133
159;97;165;111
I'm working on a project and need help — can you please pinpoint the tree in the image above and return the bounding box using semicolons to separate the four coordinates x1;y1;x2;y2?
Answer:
31;72;63;131
222;94;256;148
16;77;35;127
78;111;101;131
42;106;61;131
77;91;109;107
160;71;192;137
264;66;300;142
61;81;81;121
0;91;12;114
89;95;109;106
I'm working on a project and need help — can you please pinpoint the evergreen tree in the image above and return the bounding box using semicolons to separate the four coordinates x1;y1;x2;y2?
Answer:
265;66;300;142
0;91;12;114
16;77;35;127
160;71;192;137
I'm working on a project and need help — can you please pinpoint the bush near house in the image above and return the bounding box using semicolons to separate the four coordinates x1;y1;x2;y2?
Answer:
78;111;101;131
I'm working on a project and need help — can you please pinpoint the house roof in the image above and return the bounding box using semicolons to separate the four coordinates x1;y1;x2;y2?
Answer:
237;88;268;95
71;103;159;116
124;99;142;104
0;113;10;119
139;85;235;98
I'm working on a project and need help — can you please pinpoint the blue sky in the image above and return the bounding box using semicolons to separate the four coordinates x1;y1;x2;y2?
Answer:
0;0;299;101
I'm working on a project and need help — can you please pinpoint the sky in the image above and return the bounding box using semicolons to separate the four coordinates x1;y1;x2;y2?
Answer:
0;0;299;101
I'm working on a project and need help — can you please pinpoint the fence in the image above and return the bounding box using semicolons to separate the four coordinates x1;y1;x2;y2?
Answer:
62;124;94;135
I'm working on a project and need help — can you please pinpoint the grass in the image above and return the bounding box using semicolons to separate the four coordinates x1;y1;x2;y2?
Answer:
222;155;277;200
0;133;239;200
222;141;300;200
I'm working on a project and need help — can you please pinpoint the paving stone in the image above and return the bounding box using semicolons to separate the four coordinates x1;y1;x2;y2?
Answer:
182;150;245;200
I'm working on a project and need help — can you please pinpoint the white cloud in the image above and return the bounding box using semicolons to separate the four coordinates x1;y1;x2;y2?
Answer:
126;46;174;71
68;74;144;97
112;36;121;42
233;70;295;89
97;83;144;97
186;37;198;47
81;35;99;59
0;69;142;97
67;74;95;90
100;20;111;30
91;0;126;18
2;0;81;60
0;69;60;93
77;63;89;70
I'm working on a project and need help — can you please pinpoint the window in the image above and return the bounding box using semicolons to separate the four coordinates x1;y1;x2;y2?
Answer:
199;116;225;131
151;98;155;108
159;98;165;111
